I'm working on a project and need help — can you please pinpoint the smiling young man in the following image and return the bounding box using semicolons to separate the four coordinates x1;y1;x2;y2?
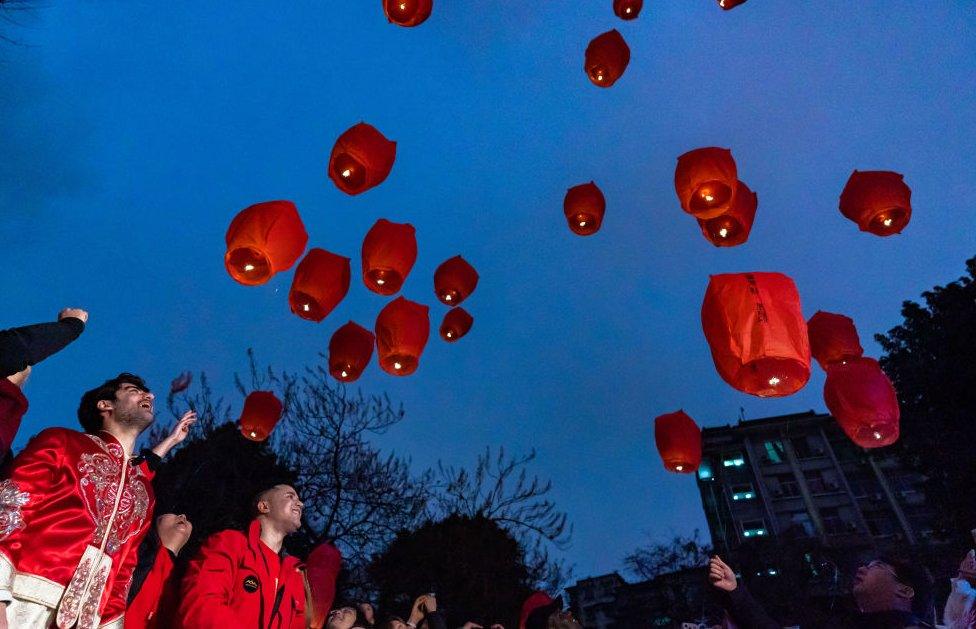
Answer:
177;483;308;629
0;372;196;628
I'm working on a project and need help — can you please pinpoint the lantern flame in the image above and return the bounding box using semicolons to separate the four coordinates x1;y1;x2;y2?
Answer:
376;278;386;285
341;370;348;378
399;2;406;8
704;194;714;202
675;465;684;471
883;217;893;227
768;376;781;386
341;169;352;178
446;331;453;338
626;7;632;12
244;264;255;272
444;293;453;302
394;361;403;370
873;431;883;440
719;228;729;238
303;304;310;312
250;431;257;438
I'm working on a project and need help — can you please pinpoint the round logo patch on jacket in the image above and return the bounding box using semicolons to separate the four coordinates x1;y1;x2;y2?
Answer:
243;575;260;593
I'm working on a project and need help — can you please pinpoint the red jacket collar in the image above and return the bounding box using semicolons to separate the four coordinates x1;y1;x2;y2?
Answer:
248;518;303;571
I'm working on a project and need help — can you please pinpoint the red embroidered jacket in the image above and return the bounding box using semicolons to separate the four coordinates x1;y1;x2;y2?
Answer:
177;519;306;629
0;427;154;629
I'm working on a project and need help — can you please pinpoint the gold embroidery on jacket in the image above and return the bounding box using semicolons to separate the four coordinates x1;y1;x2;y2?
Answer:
0;479;29;540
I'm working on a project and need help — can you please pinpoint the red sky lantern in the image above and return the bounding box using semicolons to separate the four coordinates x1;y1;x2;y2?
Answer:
701;272;811;397
807;311;864;371
654;410;702;473
375;296;430;376
839;170;912;236
584;30;630;88
289;248;351;323
440;307;473;342
675;147;739;219
718;0;748;8
383;0;432;27
519;592;554;629
613;0;643;20
434;255;479;306
240;390;283;442
328;321;375;382
306;542;342;629
328;123;397;196
225;200;308;286
824;357;900;448
697;180;757;247
563;182;606;236
361;219;417;295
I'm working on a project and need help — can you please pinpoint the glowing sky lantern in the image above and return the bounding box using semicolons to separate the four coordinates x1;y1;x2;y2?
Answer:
613;0;643;20
718;0;748;9
239;390;283;442
654;410;702;473
824;357;900;448
383;0;432;27
434;256;479;307
563;182;606;236
375;296;430;376
584;30;630;88
839;170;912;236
675;147;739;220
306;542;342;629
807;311;864;371
440;307;473;343
701;272;811;397
328;321;375;383
697;180;757;247
328;123;397;195
224;200;307;286
361;219;417;296
288;248;351;323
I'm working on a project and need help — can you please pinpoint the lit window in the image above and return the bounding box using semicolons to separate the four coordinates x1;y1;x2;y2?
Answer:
742;520;767;538
731;484;755;501
697;460;714;480
722;452;746;467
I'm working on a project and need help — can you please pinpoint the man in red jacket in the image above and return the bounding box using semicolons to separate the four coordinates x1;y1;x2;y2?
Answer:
177;483;307;628
0;372;196;628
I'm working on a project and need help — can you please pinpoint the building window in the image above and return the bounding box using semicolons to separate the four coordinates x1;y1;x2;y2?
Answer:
847;472;882;498
742;519;767;538
722;452;746;468
772;473;800;497
781;509;815;539
820;507;855;535
762;440;786;464
698;459;713;480
791;436;824;459
731;483;756;501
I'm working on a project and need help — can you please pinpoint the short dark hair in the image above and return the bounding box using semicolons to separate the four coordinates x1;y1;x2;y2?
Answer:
77;373;149;434
877;555;933;617
249;482;296;518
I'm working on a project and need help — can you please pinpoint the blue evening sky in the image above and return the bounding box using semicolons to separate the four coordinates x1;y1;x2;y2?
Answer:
1;2;974;583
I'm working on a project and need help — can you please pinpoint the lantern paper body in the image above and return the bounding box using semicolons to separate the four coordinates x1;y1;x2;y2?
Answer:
584;30;630;88
654;411;702;473
613;0;643;20
701;272;811;397
807;311;864;371
375;297;430;376
434;256;479;306
240;391;283;442
225;200;308;286
697;180;757;247
719;0;748;8
440;307;473;342
563;182;606;236
328;123;397;195
839;170;912;236
289;248;351;323
675;147;739;220
361;219;417;295
383;0;432;27
329;321;375;382
824;358;900;448
306;542;342;629
519;592;555;629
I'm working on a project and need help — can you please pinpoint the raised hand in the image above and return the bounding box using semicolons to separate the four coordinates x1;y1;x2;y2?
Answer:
58;308;88;324
708;555;738;592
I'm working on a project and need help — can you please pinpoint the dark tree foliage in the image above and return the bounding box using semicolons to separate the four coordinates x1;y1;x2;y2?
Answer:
433;447;572;593
624;529;711;581
876;255;976;552
368;514;534;629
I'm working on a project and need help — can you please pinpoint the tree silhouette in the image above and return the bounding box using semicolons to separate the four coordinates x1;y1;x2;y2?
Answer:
368;514;535;629
876;255;976;555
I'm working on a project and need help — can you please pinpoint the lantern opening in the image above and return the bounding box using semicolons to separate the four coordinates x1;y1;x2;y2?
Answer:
691;181;733;215
439;307;473;342
331;153;366;191
226;247;272;285
570;212;600;236
291;292;328;322
383;0;432;27
383;355;418;375
740;358;808;397
329;321;374;382
366;269;403;295
703;216;739;242
868;206;909;236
